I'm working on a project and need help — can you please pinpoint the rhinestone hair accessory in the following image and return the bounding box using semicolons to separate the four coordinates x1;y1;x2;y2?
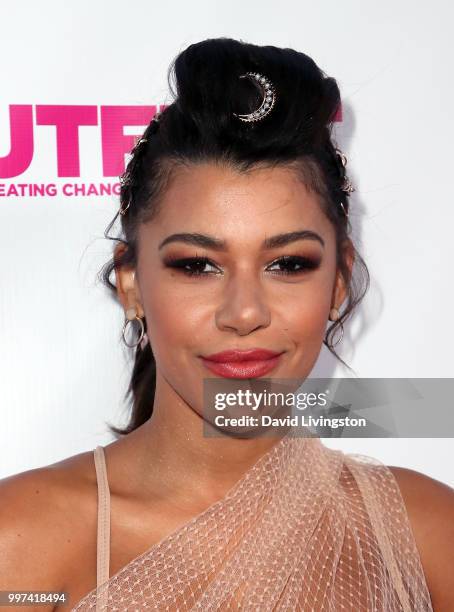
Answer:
118;112;162;216
336;148;356;196
118;138;147;217
335;147;355;218
233;72;277;123
72;432;433;611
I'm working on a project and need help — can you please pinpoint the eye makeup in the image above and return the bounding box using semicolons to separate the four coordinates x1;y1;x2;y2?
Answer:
162;253;322;278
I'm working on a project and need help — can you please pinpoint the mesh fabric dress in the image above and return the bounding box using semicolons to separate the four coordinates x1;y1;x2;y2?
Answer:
72;432;433;611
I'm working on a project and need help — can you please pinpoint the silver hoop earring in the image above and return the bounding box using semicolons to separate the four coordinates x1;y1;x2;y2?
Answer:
122;315;145;348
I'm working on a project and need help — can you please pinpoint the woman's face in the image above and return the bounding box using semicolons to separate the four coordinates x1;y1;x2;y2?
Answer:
117;162;352;416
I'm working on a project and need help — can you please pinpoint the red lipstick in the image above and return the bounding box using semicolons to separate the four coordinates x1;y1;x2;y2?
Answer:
200;348;284;379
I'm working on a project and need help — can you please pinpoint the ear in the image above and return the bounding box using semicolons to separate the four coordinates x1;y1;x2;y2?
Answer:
114;243;145;319
332;239;355;310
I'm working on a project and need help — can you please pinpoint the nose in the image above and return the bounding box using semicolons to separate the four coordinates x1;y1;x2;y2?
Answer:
214;270;271;335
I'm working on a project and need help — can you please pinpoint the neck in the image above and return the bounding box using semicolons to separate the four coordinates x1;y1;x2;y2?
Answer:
107;372;285;507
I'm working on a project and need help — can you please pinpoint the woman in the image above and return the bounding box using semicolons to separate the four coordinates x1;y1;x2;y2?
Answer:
1;37;453;611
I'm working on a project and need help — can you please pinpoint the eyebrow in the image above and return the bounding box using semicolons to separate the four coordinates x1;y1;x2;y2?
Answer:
158;230;325;251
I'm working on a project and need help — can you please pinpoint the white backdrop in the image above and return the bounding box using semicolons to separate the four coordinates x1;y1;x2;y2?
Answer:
1;0;452;486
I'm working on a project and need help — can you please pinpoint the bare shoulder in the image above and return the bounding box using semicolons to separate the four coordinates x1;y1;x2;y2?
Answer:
0;450;97;598
388;465;454;611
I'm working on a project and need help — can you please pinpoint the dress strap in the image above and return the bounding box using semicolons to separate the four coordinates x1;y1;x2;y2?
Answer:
93;446;110;606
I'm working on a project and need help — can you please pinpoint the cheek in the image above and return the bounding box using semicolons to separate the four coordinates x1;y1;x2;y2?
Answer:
141;284;204;365
276;276;334;364
280;293;331;343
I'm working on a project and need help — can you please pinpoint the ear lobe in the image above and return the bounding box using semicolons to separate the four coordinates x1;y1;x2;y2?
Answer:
332;272;347;312
115;267;145;320
113;247;144;317
115;264;134;299
132;271;145;319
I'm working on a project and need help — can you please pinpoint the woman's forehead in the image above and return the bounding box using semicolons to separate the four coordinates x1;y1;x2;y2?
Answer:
151;161;327;225
138;173;333;254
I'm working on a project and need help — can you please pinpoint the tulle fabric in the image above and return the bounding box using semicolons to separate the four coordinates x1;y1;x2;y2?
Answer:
72;431;433;611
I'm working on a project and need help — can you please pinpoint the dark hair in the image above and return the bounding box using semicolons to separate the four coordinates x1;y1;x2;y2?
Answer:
98;37;370;437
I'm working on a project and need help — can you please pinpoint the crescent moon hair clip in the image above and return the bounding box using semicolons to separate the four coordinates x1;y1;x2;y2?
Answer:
233;72;277;123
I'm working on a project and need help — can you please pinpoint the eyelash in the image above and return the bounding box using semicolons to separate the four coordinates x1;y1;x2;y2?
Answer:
163;255;321;277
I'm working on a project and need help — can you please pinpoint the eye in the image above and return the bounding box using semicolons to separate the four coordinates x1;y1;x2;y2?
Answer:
163;254;320;278
163;256;221;277
266;255;321;275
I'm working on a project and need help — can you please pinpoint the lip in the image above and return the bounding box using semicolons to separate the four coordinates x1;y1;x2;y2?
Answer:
200;348;284;379
203;348;283;362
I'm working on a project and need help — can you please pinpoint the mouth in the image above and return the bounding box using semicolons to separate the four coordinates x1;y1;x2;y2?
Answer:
199;348;285;379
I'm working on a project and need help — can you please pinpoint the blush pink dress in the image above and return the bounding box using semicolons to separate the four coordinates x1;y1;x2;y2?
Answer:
71;436;434;611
